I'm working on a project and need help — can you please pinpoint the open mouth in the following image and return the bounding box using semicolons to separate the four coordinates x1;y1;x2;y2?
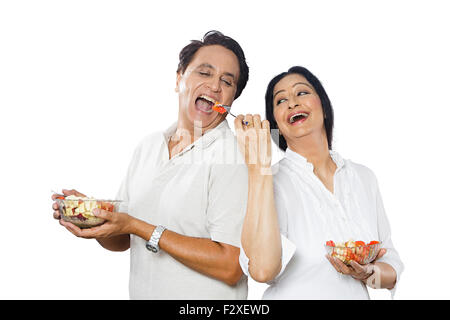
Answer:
195;95;217;114
288;112;309;125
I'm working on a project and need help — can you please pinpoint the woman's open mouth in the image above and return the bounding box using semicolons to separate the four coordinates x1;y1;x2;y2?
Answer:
287;111;309;125
195;95;217;114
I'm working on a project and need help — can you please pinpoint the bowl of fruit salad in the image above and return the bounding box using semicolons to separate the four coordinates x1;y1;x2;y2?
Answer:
325;239;382;265
56;195;122;229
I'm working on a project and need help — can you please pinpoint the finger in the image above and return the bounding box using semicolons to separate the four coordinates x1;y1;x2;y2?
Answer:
92;208;111;221
75;225;104;239
326;254;342;273
59;219;82;237
333;256;352;275
53;210;61;219
349;260;366;274
52;202;59;210
253;114;262;130
244;114;253;128
62;189;86;197
234;114;244;132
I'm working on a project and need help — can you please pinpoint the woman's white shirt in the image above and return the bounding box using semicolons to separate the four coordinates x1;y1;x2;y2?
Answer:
239;148;404;299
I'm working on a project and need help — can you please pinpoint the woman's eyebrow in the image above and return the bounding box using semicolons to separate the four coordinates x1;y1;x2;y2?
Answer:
293;82;314;90
274;81;314;99
273;89;285;99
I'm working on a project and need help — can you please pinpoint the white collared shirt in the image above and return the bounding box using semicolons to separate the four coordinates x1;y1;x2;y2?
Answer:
117;120;248;299
240;148;404;299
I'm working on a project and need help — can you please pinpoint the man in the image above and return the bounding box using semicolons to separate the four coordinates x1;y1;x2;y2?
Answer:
52;31;250;299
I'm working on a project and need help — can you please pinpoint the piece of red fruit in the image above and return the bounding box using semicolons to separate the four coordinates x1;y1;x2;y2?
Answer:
355;241;365;247
369;241;379;245
212;104;227;114
326;240;335;247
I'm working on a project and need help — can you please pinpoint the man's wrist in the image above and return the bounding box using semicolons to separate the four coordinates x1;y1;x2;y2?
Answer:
127;216;156;241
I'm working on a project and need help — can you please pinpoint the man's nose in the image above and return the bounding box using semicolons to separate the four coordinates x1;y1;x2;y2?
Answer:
206;76;221;92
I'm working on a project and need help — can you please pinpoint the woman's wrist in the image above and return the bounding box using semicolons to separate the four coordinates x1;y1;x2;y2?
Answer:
248;165;272;177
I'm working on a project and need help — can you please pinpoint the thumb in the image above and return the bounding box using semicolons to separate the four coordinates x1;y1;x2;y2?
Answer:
92;208;111;220
374;248;387;261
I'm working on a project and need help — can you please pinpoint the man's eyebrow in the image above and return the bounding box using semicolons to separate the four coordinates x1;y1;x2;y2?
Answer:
223;72;236;79
197;63;215;70
196;63;236;79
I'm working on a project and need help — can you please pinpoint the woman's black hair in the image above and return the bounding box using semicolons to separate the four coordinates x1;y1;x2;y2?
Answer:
176;30;249;100
265;66;334;151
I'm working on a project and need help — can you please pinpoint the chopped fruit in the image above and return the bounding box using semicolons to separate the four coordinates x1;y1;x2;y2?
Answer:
62;196;115;220
326;240;335;247
325;239;381;265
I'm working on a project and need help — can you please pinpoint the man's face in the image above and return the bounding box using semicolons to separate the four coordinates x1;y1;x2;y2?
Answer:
176;45;240;130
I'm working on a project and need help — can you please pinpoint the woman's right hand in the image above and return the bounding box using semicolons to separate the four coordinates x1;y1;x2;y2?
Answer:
234;114;272;175
52;189;86;220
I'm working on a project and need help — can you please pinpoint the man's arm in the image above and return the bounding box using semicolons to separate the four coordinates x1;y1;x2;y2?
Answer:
129;218;243;286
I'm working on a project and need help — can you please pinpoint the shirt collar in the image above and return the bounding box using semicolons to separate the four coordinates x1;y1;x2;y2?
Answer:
285;147;345;171
163;119;230;151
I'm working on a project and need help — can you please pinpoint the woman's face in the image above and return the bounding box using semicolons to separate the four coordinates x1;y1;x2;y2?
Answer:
272;73;325;144
176;45;240;129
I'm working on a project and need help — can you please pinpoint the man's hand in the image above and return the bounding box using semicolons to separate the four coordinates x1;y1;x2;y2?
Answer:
52;189;86;220
59;208;133;239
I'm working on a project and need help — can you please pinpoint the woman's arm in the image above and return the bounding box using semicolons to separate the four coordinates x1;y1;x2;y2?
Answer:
235;114;282;283
366;261;397;289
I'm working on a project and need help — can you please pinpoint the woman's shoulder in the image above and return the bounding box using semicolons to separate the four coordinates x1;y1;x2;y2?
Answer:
340;155;378;185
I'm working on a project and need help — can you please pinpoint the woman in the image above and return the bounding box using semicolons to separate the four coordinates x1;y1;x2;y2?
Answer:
52;31;250;299
236;66;403;299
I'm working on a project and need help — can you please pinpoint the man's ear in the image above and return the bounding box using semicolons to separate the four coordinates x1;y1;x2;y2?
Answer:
175;72;181;93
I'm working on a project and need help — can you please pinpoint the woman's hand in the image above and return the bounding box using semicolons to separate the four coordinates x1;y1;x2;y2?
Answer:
52;189;86;220
234;114;272;175
326;248;387;281
59;208;133;239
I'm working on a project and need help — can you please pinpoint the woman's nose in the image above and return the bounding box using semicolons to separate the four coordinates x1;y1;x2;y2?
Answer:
288;103;299;109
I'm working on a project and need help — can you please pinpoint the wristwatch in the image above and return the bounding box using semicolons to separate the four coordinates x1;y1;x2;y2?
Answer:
146;225;166;253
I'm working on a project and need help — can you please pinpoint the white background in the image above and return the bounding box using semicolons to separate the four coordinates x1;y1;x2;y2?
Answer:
1;0;449;299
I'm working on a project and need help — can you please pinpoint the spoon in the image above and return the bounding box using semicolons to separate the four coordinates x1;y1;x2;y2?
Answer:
212;103;249;126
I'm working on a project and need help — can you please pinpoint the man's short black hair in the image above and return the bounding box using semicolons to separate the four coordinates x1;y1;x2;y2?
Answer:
177;30;249;100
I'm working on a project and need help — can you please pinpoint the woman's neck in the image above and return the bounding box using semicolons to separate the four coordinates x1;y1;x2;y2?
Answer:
287;130;335;174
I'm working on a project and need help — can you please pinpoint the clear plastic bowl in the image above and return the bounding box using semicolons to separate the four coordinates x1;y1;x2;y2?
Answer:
56;198;122;229
325;241;382;265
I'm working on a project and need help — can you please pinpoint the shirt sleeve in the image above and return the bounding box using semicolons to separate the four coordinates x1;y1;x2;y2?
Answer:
206;163;248;248
115;140;144;213
372;173;404;299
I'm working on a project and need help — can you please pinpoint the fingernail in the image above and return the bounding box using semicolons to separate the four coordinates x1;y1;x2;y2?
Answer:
92;208;99;216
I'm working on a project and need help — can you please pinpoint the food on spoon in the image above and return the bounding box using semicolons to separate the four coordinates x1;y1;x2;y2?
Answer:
212;102;227;114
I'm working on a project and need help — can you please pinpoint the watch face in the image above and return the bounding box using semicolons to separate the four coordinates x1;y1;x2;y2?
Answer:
146;243;158;253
